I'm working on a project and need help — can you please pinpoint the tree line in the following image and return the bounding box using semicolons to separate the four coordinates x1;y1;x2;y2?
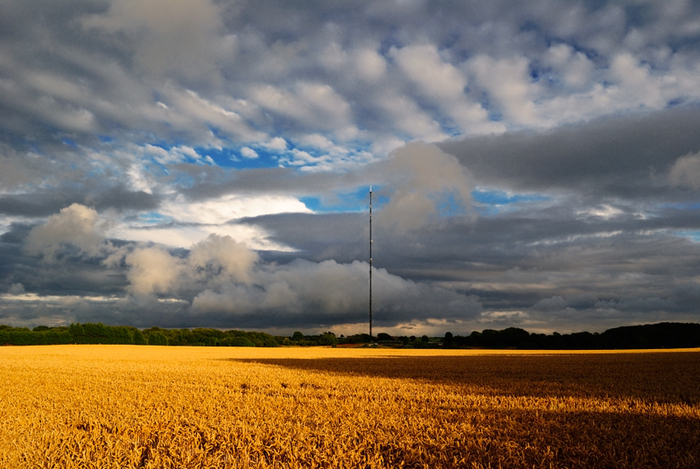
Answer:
0;323;281;347
441;322;700;349
0;322;698;349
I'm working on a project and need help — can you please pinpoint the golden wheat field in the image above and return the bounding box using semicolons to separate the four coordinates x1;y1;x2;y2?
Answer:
1;345;699;468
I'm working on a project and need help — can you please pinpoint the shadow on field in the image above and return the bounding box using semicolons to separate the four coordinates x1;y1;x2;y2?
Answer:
232;352;700;405
509;407;697;467
434;406;700;468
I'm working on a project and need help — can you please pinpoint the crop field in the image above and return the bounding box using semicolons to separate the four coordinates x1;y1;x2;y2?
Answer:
1;346;700;468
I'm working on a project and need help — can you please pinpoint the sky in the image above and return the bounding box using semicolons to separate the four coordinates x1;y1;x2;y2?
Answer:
2;0;700;336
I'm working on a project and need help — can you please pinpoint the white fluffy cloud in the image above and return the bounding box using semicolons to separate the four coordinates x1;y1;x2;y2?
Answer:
392;44;467;101
113;234;483;327
469;55;538;126
377;141;474;231
125;246;182;295
188;234;259;285
191;258;482;323
250;82;356;138
609;53;666;109
24;204;109;261
353;48;387;82
123;234;259;296
545;43;595;89
670;151;700;189
376;91;446;141
162;87;268;143
391;44;496;134
240;147;258;159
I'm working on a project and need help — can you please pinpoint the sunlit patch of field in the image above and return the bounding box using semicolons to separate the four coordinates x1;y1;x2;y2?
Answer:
1;346;699;468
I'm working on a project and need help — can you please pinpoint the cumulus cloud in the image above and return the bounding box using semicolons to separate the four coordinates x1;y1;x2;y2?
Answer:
391;44;496;134
608;53;666;109
469;55;538;126
544;43;595;89
353;48;387;82
24;204;109;261
393;44;467;102
191;258;482;327
250;82;356;137
669;151;700;189
162;87;267;143
8;283;25;295
125;246;182;296
188;234;259;285
377;141;474;231
97;231;484;329
193;259;364;316
375;91;446;141
121;234;258;297
240;147;258;159
263;137;288;152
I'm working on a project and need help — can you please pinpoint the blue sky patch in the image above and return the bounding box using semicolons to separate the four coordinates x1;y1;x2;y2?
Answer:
197;146;279;169
675;230;700;243
302;186;387;213
138;212;172;225
473;189;548;205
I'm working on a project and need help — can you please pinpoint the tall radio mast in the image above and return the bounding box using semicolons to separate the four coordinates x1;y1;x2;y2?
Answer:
369;186;373;338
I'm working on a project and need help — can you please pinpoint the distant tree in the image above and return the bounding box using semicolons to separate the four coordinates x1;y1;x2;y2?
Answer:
69;323;85;340
599;323;700;349
377;332;392;341
292;331;304;342
501;328;530;348
42;329;72;345
421;335;430;343
228;337;254;347
263;336;279;347
444;331;453;348
319;332;339;346
32;325;50;332
132;329;146;345
565;331;596;349
147;331;168;346
115;326;134;344
8;328;33;345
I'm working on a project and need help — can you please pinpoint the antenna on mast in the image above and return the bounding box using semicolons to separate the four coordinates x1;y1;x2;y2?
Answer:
369;186;373;338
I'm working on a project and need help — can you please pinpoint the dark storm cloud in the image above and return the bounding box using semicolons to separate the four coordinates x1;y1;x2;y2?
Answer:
251;203;700;284
88;186;161;212
439;106;700;198
0;187;159;217
242;212;368;263
175;166;360;200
